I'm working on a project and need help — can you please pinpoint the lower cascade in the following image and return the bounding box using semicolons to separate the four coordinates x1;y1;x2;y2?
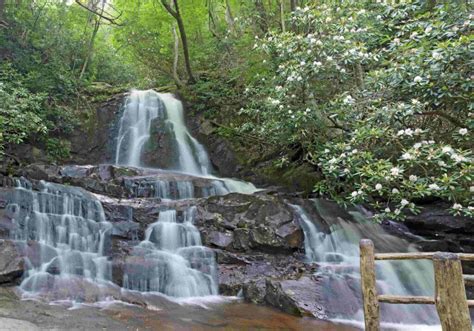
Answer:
291;201;440;327
123;207;217;297
8;179;113;301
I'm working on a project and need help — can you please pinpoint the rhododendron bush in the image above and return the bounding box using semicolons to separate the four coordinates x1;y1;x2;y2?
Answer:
239;2;472;219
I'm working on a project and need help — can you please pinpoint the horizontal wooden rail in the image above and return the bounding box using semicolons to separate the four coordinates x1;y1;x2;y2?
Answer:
375;252;474;261
378;295;435;304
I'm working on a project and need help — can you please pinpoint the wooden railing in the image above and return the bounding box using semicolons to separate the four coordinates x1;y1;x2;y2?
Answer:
360;239;474;331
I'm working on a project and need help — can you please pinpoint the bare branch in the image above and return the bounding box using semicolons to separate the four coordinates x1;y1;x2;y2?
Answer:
75;0;123;26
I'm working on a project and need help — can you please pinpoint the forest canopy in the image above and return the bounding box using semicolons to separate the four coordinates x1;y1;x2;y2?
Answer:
0;0;472;220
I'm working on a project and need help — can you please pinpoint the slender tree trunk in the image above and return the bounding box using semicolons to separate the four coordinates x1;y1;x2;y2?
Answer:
279;0;285;33
79;0;103;79
290;0;297;12
161;0;196;84
0;0;5;23
172;24;183;88
254;0;268;33
225;0;235;34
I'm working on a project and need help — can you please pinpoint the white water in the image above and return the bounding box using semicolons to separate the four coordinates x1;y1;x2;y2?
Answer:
115;89;257;196
9;178;113;301
123;207;217;297
114;90;256;299
291;201;440;327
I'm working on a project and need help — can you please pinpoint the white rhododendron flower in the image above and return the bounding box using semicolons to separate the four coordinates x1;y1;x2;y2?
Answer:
391;167;401;176
428;184;440;190
459;128;468;135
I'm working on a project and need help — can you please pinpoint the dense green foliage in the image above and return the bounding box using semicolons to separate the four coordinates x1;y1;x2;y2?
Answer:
239;3;473;218
0;0;136;160
1;0;471;219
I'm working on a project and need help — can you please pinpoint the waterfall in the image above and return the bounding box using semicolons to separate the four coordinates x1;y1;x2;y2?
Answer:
115;90;212;175
123;207;217;297
114;89;253;299
8;178;113;301
114;89;256;196
291;201;440;327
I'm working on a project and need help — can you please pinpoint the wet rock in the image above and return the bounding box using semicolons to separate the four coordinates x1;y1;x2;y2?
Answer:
214;250;249;265
0;240;25;285
208;231;233;248
243;279;267;304
196;193;304;254
264;277;327;319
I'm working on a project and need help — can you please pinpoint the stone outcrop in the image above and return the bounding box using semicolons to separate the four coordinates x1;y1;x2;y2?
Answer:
0;240;24;285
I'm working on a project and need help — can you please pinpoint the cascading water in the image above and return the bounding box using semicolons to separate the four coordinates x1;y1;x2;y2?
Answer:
7;178;113;301
114;89;255;299
123;207;217;297
114;89;256;195
115;90;212;175
291;200;440;328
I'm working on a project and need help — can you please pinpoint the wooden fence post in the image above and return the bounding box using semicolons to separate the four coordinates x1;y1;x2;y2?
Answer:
360;239;380;331
433;252;472;331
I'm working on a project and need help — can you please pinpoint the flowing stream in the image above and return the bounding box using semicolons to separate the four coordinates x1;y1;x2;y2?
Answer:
114;90;253;298
2;89;448;329
291;201;440;329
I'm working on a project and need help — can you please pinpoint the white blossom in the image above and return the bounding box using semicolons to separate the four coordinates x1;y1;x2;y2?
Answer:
401;152;413;160
428;184;441;191
432;51;443;60
413;76;423;83
343;95;355;105
392;188;400;194
442;146;453;154
401;199;409;206
391;167;401;176
452;203;463;210
404;128;414;136
384;207;391;213
409;175;418;182
375;183;383;191
351;191;359;197
459;128;468;135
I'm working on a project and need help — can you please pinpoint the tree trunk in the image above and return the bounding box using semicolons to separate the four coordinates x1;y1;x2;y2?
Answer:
279;0;285;33
290;0;297;12
225;0;235;34
254;0;268;33
161;0;196;84
171;24;183;88
79;0;103;79
0;0;5;23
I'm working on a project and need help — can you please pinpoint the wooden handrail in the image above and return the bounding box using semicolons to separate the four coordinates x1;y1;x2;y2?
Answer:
360;239;473;331
375;252;474;261
378;294;435;304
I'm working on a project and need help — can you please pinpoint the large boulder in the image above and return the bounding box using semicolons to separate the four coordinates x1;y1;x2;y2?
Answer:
0;240;25;285
265;277;327;319
196;193;304;254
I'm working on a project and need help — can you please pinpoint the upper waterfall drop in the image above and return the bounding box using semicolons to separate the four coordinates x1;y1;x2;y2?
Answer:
115;90;212;176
